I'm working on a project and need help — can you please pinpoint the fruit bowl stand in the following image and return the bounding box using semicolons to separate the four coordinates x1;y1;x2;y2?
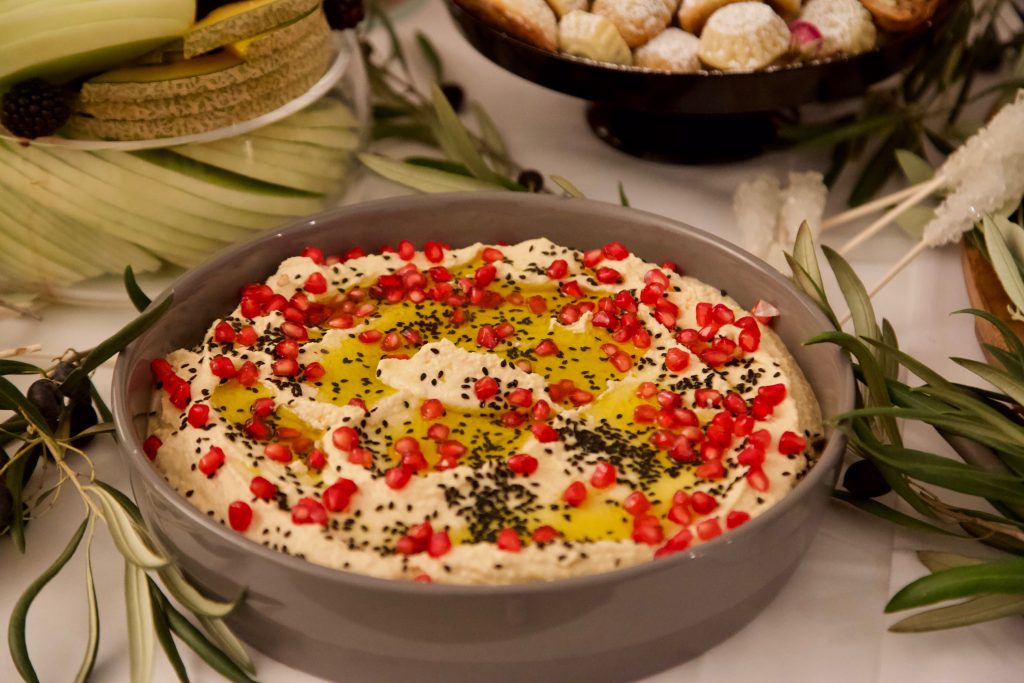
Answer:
3;2;1024;682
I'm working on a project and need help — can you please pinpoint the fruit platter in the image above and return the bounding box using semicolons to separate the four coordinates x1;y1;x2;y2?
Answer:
0;0;369;294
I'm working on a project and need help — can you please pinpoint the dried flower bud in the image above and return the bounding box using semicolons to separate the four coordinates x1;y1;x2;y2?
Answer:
789;20;823;59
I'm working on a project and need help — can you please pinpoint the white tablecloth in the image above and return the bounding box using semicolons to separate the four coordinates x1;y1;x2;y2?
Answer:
3;2;1024;681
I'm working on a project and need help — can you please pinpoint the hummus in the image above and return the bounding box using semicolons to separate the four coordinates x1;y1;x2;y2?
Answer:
145;238;822;585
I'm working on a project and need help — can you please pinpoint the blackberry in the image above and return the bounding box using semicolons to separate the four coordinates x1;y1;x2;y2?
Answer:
1;78;72;139
323;0;365;30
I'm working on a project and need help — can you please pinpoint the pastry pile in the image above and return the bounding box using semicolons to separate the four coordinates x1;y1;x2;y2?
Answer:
456;0;937;73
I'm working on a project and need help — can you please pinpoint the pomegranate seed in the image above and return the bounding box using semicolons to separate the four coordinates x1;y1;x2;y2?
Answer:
422;422;449;442
494;528;521;552
751;299;780;323
437;440;467;460
280;322;308;342
396;239;415;260
272;358;298;377
236;325;257;346
690;491;717;514
385;466;412;490
506;388;533;408
355;303;376;317
758;383;787;406
624;491;650;516
423;241;444;263
558;304;581;325
392;436;419;456
695;302;713;327
533;338;560;357
494;322;515;339
379;332;403;352
213;321;236;344
694;388;722;408
275;339;299;359
697;518;722;541
726;511;751;529
696;460;725;479
473;376;499;401
231;362;256;388
672;490;690;507
713;337;738;356
568;389;594;406
531;400;552;422
168;380;191;410
476;325;498;349
591;461;616;488
650;430;675;450
667;504;690;525
414;399;442;420
304;272;327;294
632;328;652;349
198;447;225;477
546;259;569;279
347;448;371;467
633;404;657;423
595;267;621;284
243;418;271;440
561;280;584;299
665;528;693;551
669;439;695;462
636;382;658;399
428;530;452;557
250;476;277;500
632;519;664;546
532;526;560;544
143;435;161;460
479;246;502;262
531;423;558;442
751;396;773;420
657;391;681;409
264;443;292;463
778;431;807;455
563;481;587;507
583;249;603;268
323;478;358;512
395;536;419;555
738;328;760;353
603;350;630;372
356;330;380;344
474;264;497;288
330;426;358;451
344;246;366;260
302;362;325;382
228;501;252;531
711;304;734;325
209;355;237;379
291;497;327;526
734;415;756;436
301;246;324;263
664;348;690;372
602;241;628;260
187;404;209;428
506;453;539;476
738;445;765;467
654;310;677;329
239;297;260;319
249;398;273;419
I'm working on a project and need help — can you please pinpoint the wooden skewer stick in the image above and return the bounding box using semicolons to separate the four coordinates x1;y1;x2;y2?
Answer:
837;176;944;257
838;241;929;327
821;181;932;232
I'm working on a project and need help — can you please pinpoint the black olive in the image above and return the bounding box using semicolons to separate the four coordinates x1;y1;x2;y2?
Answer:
842;459;891;499
0;480;12;531
70;403;99;447
322;0;365;31
27;379;63;432
516;169;544;192
440;83;465;113
52;361;92;406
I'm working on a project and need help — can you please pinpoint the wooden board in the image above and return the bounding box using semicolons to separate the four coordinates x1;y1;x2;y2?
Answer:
960;241;1024;364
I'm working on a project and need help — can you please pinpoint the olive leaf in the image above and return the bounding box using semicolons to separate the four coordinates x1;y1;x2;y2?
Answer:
73;534;100;683
889;594;1024;632
125;561;156;683
429;83;502;184
360;153;506;193
160;593;258;683
123;266;152;313
550;175;585;198
953;357;1024;407
918;551;986;573
88;485;168;569
832;491;959;536
470;102;512;177
414;31;443;82
618;182;630;207
983;214;1024;314
8;519;88;683
822;246;881;344
196;615;256;676
886;558;1024;612
895;149;934;184
150;582;190;683
157;564;240;618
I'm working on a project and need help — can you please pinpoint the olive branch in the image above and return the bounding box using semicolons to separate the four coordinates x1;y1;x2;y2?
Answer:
2;269;258;683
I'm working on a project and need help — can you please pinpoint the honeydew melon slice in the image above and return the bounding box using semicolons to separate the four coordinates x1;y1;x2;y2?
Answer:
77;41;329;121
226;5;326;60
45;148;280;231
249;122;360;150
0;0;194;45
170;137;337;193
0;193;87;285
279;97;360;129
0;18;191;91
197;134;351;180
180;0;321;58
5;142;251;243
97;149;325;216
0;185;159;274
0;146;212;266
70;47;329;139
0;199;103;279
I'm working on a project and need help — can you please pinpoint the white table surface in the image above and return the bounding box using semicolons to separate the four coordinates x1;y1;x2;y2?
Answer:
4;2;1024;681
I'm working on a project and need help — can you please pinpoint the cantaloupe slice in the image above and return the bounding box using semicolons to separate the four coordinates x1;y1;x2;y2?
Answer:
0;17;190;91
181;0;320;58
227;4;325;59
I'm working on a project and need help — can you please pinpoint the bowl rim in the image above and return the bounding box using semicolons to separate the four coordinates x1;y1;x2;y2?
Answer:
112;192;855;597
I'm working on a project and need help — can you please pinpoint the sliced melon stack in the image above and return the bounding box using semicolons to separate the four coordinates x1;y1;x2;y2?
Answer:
0;0;195;93
69;0;332;140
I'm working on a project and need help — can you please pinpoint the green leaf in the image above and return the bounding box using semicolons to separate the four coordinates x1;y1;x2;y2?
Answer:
895;149;934;184
360;154;507;193
414;31;443;82
162;596;258;683
618;181;630;207
889;594;1024;632
366;0;410;79
404;157;473;175
88;485;168;569
955;308;1024;370
149;580;190;683
62;295;173;398
832;490;959;536
777;113;899;148
197;616;256;676
822;246;880;344
5;448;30;552
0;360;42;375
73;535;100;683
918;551;985;573
847;131;899;207
8;518;87;683
550;175;584;198
125;561;155;683
430;83;499;183
886;558;1024;612
983;214;1024;313
157;564;239;618
0;377;53;439
123;266;152;313
95;480;144;523
953;357;1024;407
894;205;934;240
470;101;511;176
372;120;436;145
880;319;899;381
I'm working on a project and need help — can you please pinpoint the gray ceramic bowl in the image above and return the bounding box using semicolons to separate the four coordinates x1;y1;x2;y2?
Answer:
112;193;854;683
